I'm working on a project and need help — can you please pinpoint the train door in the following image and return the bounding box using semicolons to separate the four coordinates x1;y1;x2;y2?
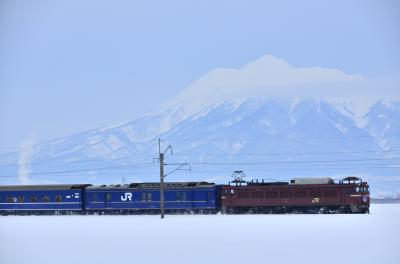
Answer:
105;192;112;209
224;188;235;206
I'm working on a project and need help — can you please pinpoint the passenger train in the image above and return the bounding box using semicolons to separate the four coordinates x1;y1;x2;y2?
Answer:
0;177;370;215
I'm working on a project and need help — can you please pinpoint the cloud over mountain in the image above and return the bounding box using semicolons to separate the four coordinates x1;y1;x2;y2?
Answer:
166;54;368;109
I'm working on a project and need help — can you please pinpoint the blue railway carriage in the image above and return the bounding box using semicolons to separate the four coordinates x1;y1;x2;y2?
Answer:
85;182;221;214
0;184;90;215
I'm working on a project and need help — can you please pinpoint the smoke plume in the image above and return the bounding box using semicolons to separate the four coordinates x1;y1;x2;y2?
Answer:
18;139;35;184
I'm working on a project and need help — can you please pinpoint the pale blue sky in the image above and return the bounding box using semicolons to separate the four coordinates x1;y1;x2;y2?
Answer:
0;0;399;151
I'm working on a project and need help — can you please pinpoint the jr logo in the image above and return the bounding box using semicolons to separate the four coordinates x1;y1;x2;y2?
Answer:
311;197;320;203
121;193;133;201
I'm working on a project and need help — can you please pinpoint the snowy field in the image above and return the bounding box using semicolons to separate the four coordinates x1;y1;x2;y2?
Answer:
1;204;399;264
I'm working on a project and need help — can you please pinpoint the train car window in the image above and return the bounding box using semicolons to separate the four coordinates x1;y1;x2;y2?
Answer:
30;196;38;202
42;196;50;203
106;193;112;201
142;192;146;201
91;193;98;202
7;196;13;203
18;195;24;203
147;192;152;201
356;187;360;193
208;191;212;201
55;195;62;202
175;192;186;201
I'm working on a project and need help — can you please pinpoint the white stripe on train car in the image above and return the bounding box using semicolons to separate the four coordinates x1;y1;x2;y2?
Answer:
0;202;81;205
0;208;82;211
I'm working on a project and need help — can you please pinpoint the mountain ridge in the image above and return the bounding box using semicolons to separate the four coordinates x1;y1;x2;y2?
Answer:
1;98;399;197
0;54;399;196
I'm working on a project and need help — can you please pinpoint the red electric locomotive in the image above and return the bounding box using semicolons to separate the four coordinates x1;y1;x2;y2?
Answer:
221;176;370;214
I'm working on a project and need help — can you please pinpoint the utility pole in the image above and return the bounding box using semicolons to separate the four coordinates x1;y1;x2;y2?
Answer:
159;139;165;219
156;138;190;219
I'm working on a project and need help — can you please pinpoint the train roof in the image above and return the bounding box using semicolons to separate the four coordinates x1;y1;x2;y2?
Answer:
87;182;215;190
0;184;91;191
290;178;335;185
246;181;289;186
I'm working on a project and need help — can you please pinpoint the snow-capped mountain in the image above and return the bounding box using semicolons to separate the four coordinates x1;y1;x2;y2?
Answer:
1;55;399;196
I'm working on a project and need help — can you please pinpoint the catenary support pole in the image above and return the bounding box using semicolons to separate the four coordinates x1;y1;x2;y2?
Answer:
159;138;165;219
160;151;165;219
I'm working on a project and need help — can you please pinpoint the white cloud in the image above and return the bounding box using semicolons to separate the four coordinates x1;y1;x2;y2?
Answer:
164;54;399;114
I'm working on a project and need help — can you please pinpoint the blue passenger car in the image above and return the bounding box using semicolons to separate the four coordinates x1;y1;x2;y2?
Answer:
85;182;221;214
0;184;89;215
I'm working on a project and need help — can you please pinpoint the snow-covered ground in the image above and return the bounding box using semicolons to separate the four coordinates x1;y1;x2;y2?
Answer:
0;204;399;264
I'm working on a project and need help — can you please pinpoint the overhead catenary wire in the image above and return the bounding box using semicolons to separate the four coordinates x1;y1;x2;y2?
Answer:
0;157;399;175
177;157;400;166
0;162;157;177
1;148;399;167
0;154;157;167
171;149;400;157
0;159;399;178
2;133;400;157
0;164;398;179
162;134;400;143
